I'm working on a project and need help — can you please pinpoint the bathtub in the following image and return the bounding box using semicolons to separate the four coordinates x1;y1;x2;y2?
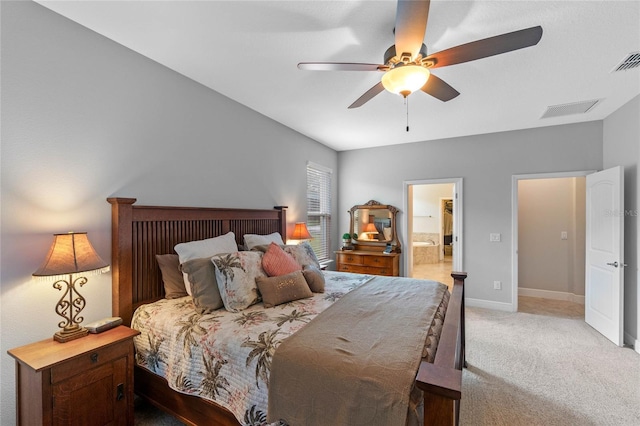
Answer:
413;241;440;264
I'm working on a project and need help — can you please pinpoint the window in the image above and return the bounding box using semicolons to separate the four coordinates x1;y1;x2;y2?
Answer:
306;162;332;263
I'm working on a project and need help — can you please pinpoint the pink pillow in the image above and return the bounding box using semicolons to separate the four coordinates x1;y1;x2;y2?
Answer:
262;242;302;277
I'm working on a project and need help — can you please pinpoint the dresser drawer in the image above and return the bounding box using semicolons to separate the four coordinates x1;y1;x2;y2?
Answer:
337;264;368;274
51;339;131;384
337;253;364;265
363;266;394;276
363;255;394;268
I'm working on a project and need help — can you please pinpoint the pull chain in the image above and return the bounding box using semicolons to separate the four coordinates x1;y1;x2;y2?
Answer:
405;96;410;132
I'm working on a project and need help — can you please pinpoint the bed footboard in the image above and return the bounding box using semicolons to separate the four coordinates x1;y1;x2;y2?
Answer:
416;272;466;426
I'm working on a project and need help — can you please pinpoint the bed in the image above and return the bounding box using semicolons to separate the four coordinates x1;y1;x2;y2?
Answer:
108;197;467;426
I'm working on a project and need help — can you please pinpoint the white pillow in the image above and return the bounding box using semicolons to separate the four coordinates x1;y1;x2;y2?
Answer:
243;232;284;250
174;232;237;295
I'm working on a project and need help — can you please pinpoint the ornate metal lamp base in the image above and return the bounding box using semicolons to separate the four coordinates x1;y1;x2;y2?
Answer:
54;326;88;343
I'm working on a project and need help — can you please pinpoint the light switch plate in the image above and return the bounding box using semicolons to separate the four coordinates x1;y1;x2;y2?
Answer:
490;233;501;242
561;231;568;240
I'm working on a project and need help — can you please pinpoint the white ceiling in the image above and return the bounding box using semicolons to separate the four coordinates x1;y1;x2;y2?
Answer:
36;1;640;151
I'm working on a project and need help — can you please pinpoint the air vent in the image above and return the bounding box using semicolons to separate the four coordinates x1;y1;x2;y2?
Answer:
541;100;600;119
612;52;640;72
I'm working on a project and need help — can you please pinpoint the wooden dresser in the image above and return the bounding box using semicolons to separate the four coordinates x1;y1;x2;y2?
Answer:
8;326;139;426
335;250;400;276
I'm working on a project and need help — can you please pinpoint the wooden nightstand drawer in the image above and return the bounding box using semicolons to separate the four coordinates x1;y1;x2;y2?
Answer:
51;338;130;383
363;255;394;268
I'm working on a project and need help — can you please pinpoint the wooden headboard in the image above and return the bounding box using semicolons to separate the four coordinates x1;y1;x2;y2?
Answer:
108;198;287;326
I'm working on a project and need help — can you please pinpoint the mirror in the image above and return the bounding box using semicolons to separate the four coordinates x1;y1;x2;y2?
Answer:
348;200;401;252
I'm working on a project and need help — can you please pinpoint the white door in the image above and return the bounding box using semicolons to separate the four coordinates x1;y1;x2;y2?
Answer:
585;166;624;346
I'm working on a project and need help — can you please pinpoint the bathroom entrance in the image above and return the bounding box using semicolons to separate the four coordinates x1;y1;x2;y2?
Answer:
404;178;463;288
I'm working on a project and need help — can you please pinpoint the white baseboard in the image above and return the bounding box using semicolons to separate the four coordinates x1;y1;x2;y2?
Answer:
518;287;585;305
466;298;515;312
623;331;639;353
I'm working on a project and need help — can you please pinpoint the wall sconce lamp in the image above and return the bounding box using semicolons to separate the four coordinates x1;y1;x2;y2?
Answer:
32;232;109;343
291;222;312;242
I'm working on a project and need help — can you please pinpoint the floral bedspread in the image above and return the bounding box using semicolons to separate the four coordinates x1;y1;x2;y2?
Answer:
132;271;374;426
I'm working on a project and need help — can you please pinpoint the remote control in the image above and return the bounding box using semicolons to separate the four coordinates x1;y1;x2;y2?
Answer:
85;317;123;334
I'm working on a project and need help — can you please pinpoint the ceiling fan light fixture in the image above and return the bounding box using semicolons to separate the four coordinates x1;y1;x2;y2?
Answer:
381;65;430;97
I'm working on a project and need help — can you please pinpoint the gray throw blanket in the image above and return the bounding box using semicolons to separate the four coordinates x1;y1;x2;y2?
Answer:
268;276;447;426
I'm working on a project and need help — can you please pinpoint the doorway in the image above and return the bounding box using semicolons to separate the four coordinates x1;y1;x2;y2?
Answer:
511;171;591;312
404;178;463;288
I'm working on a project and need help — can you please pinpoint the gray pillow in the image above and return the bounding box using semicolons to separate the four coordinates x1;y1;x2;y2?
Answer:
180;257;223;313
255;270;313;308
302;265;325;293
156;254;187;299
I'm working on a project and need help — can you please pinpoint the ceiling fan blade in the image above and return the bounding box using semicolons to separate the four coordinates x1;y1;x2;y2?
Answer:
348;82;385;109
395;0;431;60
421;74;460;102
298;62;385;72
425;26;543;69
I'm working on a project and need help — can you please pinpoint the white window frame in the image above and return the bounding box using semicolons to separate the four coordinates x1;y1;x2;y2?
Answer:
306;161;332;263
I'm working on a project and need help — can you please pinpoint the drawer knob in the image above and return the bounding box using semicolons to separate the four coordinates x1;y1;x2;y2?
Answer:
90;352;99;363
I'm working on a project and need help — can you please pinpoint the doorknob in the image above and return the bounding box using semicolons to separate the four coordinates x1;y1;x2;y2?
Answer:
606;262;619;267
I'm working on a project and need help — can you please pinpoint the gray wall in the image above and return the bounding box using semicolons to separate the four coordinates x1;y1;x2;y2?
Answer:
338;122;603;308
603;94;640;347
518;177;586;297
0;2;337;423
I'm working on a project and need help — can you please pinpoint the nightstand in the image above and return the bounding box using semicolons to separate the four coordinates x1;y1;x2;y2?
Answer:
8;325;140;426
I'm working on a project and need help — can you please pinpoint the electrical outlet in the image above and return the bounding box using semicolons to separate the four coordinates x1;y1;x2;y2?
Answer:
561;231;568;240
493;281;502;290
490;233;501;242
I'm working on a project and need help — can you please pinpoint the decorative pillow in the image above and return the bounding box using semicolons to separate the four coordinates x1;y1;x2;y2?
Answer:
156;254;187;299
212;251;265;312
302;265;325;293
262;242;302;277
243;232;284;250
283;241;321;269
180;258;223;313
174;232;237;295
255;270;313;308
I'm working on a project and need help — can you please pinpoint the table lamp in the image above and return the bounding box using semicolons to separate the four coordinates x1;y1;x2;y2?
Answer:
33;232;110;342
291;222;312;242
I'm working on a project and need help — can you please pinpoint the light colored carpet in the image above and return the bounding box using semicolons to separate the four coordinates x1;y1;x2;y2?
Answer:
135;297;640;425
461;298;640;426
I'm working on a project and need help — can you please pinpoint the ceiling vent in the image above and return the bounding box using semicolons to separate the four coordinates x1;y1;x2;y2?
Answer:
612;52;640;72
541;99;600;119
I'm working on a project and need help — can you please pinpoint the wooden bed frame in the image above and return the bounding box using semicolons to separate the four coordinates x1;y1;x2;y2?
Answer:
108;197;466;426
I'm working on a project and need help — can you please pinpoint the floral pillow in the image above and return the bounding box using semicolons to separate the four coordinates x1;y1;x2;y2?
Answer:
283;241;321;269
211;251;265;312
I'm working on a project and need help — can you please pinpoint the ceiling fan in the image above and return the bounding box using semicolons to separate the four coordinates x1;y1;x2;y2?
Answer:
298;0;543;109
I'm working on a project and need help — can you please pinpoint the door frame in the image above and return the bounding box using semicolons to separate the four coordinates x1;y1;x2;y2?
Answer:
511;170;595;312
403;178;463;277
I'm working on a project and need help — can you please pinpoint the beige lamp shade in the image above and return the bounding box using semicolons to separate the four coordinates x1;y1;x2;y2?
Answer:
291;222;312;240
33;232;109;279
